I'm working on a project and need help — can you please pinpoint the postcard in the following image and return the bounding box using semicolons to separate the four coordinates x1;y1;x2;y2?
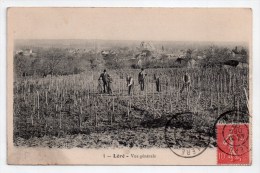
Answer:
7;8;252;165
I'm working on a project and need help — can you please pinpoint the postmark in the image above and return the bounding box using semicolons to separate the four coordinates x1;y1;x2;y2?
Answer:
164;112;212;158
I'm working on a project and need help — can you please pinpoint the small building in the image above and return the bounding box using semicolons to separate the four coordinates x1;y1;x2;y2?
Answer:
15;50;23;55
237;62;249;68
137;59;142;67
187;59;197;68
175;58;186;65
16;49;36;57
197;55;206;60
166;54;178;59
223;60;239;67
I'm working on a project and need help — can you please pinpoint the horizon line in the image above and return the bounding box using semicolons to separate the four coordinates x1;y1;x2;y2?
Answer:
14;39;248;44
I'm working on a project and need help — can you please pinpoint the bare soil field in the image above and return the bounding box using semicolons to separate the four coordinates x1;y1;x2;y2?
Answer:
13;67;249;148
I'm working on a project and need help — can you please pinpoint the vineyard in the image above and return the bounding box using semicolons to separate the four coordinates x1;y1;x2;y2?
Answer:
13;67;249;148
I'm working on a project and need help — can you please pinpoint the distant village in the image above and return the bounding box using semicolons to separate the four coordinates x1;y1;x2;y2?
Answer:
14;41;249;77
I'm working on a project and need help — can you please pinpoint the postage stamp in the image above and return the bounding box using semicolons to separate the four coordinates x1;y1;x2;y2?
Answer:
215;110;251;165
217;124;250;164
7;8;252;165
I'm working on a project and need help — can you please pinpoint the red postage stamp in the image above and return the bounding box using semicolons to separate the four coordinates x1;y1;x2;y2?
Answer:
217;124;250;165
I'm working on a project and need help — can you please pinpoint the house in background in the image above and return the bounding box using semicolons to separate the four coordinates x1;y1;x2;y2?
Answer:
237;62;249;68
15;49;36;57
187;59;197;68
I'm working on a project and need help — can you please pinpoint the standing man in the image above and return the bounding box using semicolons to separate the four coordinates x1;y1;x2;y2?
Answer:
180;72;191;93
126;74;134;95
99;69;110;93
154;73;161;92
97;78;103;94
107;75;113;94
138;68;146;91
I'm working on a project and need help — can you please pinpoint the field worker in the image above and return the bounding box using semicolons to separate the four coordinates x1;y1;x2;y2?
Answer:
98;69;110;93
154;73;161;92
97;78;103;94
126;74;134;95
180;72;191;93
107;75;113;94
138;68;146;91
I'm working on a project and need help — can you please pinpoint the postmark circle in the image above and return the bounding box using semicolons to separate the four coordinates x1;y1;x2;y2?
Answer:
214;110;251;156
164;112;212;158
222;123;249;147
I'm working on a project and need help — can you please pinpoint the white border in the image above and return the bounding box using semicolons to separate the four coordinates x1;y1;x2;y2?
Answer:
0;0;259;173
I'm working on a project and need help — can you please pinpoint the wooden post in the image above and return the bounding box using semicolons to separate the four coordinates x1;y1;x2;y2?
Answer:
31;113;34;125
112;96;115;112
237;99;240;121
127;101;129;118
210;87;213;108
195;92;201;113
110;112;113;125
220;75;222;93
170;96;172;112
233;73;236;93
55;104;58;117
59;110;62;129
198;76;200;91
243;87;249;111
95;101;98;127
223;74;226;93
129;97;131;112
152;83;154;101
233;95;236;110
37;91;40;119
217;92;220;116
118;80;120;95
45;90;48;105
229;71;232;93
176;90;179;103
88;85;90;99
186;92;189;110
145;86;148;109
80;105;82;129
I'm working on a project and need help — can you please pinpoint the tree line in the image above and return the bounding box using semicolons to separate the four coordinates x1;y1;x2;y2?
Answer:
14;46;248;78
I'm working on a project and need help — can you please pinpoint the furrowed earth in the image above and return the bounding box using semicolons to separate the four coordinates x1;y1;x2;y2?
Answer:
13;68;248;148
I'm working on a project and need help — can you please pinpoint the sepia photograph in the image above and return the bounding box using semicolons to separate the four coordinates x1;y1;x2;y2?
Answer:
7;8;252;165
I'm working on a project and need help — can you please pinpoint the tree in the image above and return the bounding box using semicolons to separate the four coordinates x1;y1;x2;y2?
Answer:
162;45;164;51
240;48;248;56
14;53;33;77
186;49;193;59
201;47;232;67
232;46;239;54
42;48;66;75
14;54;26;77
80;52;104;70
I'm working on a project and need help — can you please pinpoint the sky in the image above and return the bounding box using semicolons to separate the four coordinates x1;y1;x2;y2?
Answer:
8;8;252;43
